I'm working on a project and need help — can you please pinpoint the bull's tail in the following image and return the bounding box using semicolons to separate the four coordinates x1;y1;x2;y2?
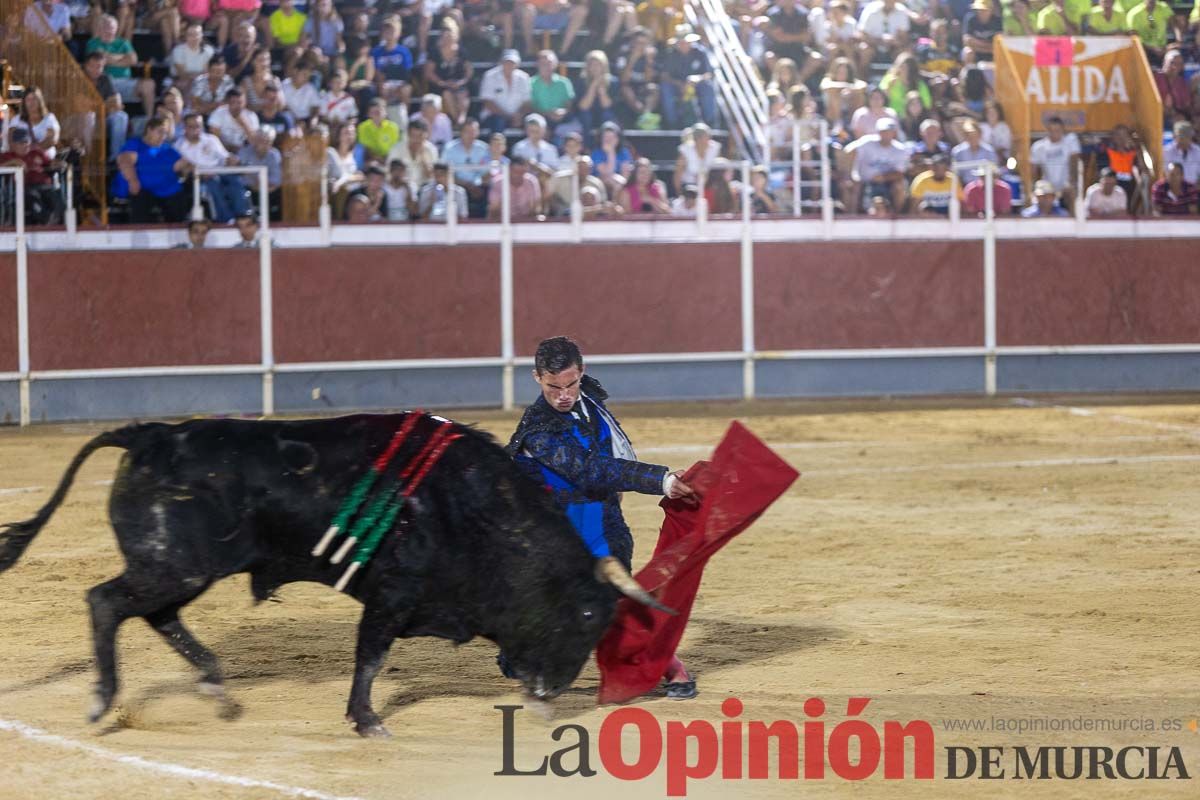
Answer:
0;424;155;573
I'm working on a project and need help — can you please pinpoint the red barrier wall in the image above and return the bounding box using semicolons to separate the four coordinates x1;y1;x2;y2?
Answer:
513;243;742;356
0;254;16;372
28;249;260;370
273;246;500;363
998;240;1200;346
754;241;985;350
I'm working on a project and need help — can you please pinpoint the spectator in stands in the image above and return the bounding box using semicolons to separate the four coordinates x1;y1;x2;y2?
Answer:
856;0;911;69
383;160;415;221
1128;0;1169;64
418;95;454;148
915;19;960;96
82;51;129;159
115;116;191;223
281;55;321;123
1085;168;1129;217
880;52;930;118
1030;116;1081;208
170;23;215;98
267;0;306;56
962;163;1011;216
591;120;632;196
820;57;866;138
318;69;358;124
178;218;211;248
513;113;560;167
954;66;992;118
480;50;533;137
908;154;958;217
637;0;684;42
1163;121;1200;185
238;125;282;216
232;209;268;245
1152;161;1198;214
816;1;860;69
962;0;1002;64
1085;0;1125;34
215;0;262;51
419;162;470;221
1035;0;1081;35
673;121;720;192
548;155;616;216
844;116;908;214
344;164;388;221
850;86;899;140
529;50;576;133
87;14;155;115
1156;49;1194;124
157;88;188;140
208;88;259;152
557;129;585;169
671;183;699;216
576;50;618;145
617;30;661;129
257;83;298;140
615;156;670;214
749;165;780;213
302;0;344;61
191;55;237;116
327;121;365;216
1003;0;1035;35
951;120;998;185
424;28;473;128
372;15;414;105
909;118;949;176
8;87;61;160
521;0;588;59
661;24;718;128
766;0;824;87
703;159;741;214
26;0;72;44
388;118;438;189
898;91;927;142
224;20;259;81
240;48;277;112
1097;124;1141;208
442;116;489;179
175;112;249;223
602;0;640;50
345;193;372;223
487;132;511;179
489;155;542;219
1022;180;1070;217
980;101;1011;163
0;128;63;225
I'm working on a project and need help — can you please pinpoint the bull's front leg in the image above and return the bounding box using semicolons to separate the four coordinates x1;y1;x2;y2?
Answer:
346;604;397;737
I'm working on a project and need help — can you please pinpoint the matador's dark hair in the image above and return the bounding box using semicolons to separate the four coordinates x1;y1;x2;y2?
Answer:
534;336;583;375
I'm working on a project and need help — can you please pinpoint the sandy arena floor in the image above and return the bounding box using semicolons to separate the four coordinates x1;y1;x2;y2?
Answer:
1;395;1199;799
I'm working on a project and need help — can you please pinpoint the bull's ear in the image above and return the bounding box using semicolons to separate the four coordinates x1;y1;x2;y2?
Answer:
277;438;319;476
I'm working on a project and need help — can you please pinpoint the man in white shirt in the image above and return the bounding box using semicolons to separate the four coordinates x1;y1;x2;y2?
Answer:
207;88;260;152
1162;121;1200;186
857;0;911;63
512;113;559;168
1030;116;1081;208
844;117;910;213
281;62;321;122
26;0;71;42
479;50;532;136
176;113;249;223
1085;168;1128;218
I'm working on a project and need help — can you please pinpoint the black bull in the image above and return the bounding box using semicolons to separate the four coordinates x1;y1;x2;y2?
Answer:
0;414;668;736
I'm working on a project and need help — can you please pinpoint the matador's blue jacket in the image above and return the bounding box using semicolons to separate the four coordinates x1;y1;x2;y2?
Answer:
506;375;667;569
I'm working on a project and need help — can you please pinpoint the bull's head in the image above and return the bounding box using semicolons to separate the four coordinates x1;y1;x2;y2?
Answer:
497;556;675;701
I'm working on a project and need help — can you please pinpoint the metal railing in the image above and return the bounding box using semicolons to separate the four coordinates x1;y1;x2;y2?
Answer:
685;0;769;164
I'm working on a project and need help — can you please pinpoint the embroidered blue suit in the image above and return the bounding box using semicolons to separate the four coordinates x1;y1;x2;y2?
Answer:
506;375;667;569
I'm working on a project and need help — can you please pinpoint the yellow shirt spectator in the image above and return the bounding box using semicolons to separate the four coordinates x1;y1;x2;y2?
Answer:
1126;1;1169;49
1085;5;1126;32
270;7;308;47
357;117;401;160
909;169;962;216
1035;4;1069;33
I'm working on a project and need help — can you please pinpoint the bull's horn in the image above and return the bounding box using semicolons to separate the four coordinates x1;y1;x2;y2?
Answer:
595;557;678;616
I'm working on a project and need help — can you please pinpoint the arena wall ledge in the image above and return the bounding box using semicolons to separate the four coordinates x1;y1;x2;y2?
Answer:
0;218;1197;423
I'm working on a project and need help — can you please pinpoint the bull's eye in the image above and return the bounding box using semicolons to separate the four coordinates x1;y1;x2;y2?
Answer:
581;609;595;621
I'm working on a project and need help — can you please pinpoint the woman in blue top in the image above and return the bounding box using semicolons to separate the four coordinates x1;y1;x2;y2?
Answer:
590;121;633;198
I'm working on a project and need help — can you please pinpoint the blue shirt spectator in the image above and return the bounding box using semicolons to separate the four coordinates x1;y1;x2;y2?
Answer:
113;134;186;198
372;42;413;81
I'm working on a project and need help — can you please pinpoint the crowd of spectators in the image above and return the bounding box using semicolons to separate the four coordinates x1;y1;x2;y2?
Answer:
4;0;1200;224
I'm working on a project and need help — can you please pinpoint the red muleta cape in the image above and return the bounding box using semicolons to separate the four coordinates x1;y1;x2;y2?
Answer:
595;421;800;704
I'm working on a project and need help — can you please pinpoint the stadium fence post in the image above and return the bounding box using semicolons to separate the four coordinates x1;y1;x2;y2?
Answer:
64;164;76;241
319;158;332;245
500;162;514;411
446;164;458;244
696;167;709;229
949;172;961;225
191;171;203;221
983;161;997;396
257;166;274;416
820;119;833;237
791;121;801;218
13;168;30;425
740;160;755;401
1074;166;1085;229
569;166;582;241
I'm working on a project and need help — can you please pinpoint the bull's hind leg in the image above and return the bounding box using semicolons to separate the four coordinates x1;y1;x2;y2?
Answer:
144;602;241;719
347;605;400;738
